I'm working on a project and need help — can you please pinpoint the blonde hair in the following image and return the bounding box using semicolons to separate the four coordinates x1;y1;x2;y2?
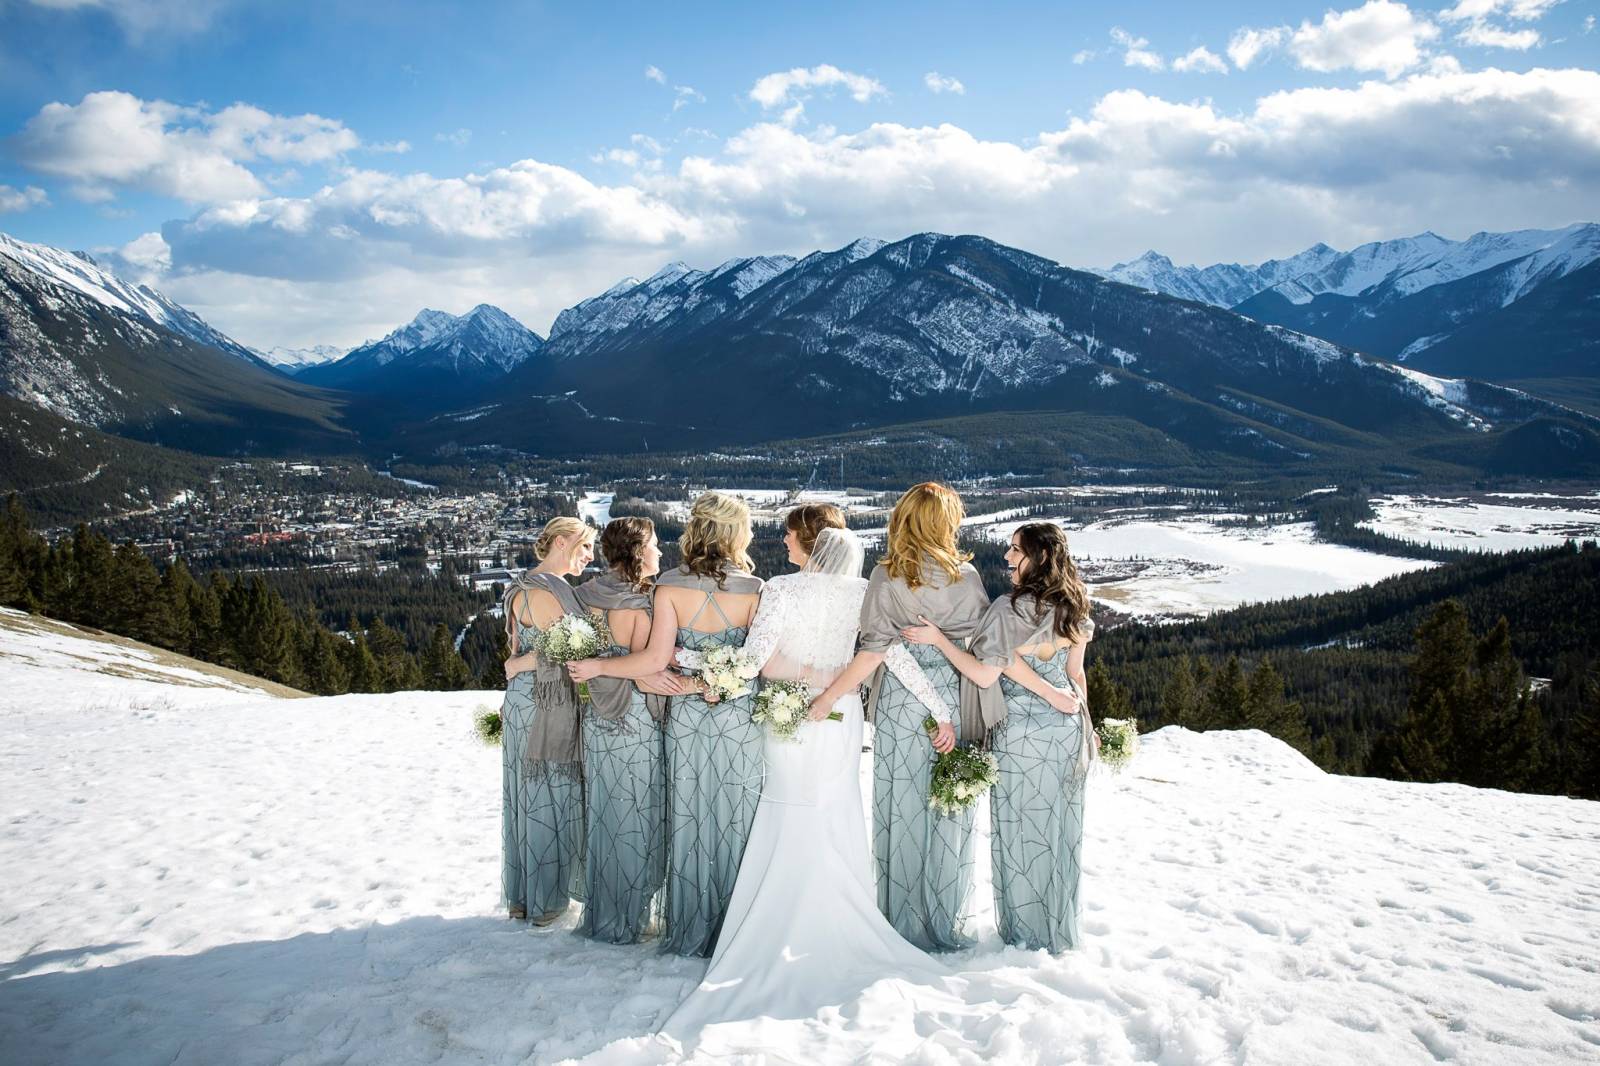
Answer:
533;516;594;561
882;482;971;589
679;491;754;586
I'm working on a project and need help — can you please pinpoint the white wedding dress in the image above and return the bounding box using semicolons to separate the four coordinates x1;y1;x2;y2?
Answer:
658;567;959;1053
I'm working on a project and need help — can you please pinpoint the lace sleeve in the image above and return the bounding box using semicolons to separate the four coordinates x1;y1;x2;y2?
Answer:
884;642;954;724
739;577;792;671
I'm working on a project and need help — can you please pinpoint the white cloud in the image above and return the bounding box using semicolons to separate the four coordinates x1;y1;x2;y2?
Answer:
1288;1;1440;78
1072;49;1098;65
135;68;1600;349
673;85;705;111
1173;46;1229;74
923;72;966;94
1440;0;1561;20
1227;26;1288;69
748;65;887;111
14;91;362;204
0;185;49;213
1455;22;1541;47
1585;14;1594;32
435;128;472;148
25;0;231;38
1111;27;1165;71
644;65;666;84
100;230;172;284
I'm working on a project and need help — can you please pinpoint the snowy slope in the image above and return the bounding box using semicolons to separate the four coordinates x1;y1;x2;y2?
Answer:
0;231;265;367
298;305;544;392
3;611;1597;1064
255;344;348;374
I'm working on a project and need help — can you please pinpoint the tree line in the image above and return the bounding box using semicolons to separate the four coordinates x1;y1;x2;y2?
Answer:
0;495;479;696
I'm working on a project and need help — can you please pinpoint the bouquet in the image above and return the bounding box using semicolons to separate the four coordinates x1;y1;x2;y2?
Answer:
473;706;502;746
1095;718;1140;772
752;679;841;741
535;611;613;702
924;716;999;816
695;645;762;703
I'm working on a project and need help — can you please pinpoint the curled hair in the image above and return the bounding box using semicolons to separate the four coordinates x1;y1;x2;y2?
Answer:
679;491;754;587
882;482;971;590
598;516;656;592
534;516;594;561
1010;522;1091;642
785;503;846;556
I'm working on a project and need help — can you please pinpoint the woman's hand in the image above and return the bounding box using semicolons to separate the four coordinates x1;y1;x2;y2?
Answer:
566;659;605;683
929;720;956;754
503;652;535;680
1044;684;1081;715
808;689;841;721
638;671;686;696
899;616;947;648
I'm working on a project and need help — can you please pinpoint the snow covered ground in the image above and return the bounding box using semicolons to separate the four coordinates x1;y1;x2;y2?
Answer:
965;515;1435;620
3;618;1598;1065
1363;494;1600;552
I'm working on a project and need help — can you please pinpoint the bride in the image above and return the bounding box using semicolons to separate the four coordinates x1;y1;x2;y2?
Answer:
658;520;952;1048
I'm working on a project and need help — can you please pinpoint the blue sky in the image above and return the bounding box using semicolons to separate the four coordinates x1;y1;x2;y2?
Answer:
1;0;1596;348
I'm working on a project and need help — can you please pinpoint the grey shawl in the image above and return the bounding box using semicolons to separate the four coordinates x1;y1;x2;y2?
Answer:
503;570;586;764
576;572;669;724
969;593;1096;730
857;559;1006;740
653;565;765;599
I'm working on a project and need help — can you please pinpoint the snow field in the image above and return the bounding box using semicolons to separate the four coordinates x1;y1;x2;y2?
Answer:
2;619;1598;1064
1362;496;1600;552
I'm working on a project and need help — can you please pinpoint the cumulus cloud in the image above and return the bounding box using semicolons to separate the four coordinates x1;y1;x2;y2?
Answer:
923;72;966;94
644;65;666;84
1173;46;1229;74
673;85;705;111
748;65;887;110
0;185;49;213
131;67;1600;349
1288;1;1440;78
1227;26;1288;69
13;91;362;203
1111;27;1165;71
1072;49;1098;65
1440;0;1555;48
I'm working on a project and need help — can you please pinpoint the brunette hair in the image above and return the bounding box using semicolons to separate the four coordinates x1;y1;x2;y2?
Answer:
882;482;971;590
785;503;846;556
533;516;594;561
599;516;656;591
1010;522;1091;642
679;492;754;586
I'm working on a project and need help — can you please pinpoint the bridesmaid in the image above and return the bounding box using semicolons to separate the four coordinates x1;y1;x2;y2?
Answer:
567;492;764;957
809;483;992;951
902;522;1094;952
501;516;595;925
575;517;685;944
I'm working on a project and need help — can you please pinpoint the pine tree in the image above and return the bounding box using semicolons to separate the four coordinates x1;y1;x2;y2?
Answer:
188;576;228;663
1572;671;1600;801
1394;690;1454;782
1157;656;1199;728
367;616;421;692
156;560;196;654
225;577;297;684
475;620;510;691
1243;657;1311;752
1387;600;1474;781
1198;655;1249;730
300;622;350;696
341;633;382;694
421;623;471;690
1086;660;1133;723
0;495;33;608
68;525;117;626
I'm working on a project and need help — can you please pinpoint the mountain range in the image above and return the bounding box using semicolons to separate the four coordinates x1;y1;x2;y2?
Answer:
1;225;1597;488
1095;223;1600;414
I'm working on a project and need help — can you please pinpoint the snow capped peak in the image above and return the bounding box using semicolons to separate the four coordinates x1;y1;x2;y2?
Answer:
645;261;693;286
326;304;544;378
601;276;640;296
0;230;261;365
255;344;347;372
840;237;888;262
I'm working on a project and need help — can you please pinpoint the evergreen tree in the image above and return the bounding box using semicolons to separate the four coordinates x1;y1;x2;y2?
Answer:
0;495;36;608
1394;690;1454;782
225;577;297;685
421;623;471;690
1460;617;1539;788
300;621;350;696
107;543;168;646
1157;656;1199;728
341;633;382;694
1388;600;1473;781
156;560;196;654
1244;658;1311;752
475;620;510;691
367;616;421;692
68;524;116;625
1572;671;1600;801
1086;660;1133;722
1198;654;1249;730
188;575;228;663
